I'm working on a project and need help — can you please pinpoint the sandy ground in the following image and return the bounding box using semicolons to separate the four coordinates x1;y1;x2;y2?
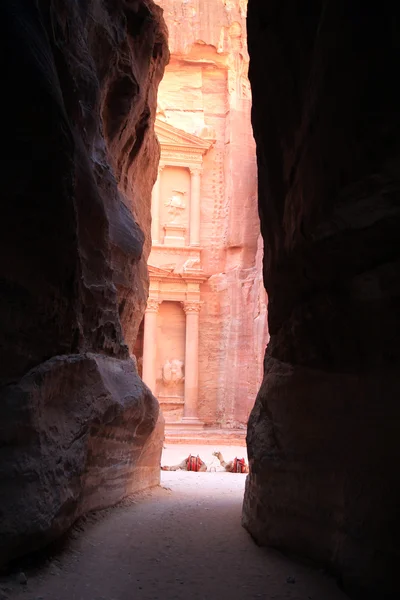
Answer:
2;445;349;600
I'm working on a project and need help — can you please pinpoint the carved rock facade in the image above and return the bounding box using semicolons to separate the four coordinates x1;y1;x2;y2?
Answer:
142;0;269;436
243;1;400;598
0;0;168;563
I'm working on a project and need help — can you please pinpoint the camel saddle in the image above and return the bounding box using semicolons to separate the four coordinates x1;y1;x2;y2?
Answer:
186;454;204;472
233;457;247;473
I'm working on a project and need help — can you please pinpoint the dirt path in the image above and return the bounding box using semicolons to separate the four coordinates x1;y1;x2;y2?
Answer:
4;464;349;600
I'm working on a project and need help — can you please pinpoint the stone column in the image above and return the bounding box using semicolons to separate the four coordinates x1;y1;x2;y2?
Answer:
151;166;163;244
142;299;161;394
189;166;202;246
181;301;202;422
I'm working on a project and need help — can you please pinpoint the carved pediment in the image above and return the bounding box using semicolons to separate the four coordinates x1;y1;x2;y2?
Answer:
155;119;213;155
148;264;175;276
148;261;207;283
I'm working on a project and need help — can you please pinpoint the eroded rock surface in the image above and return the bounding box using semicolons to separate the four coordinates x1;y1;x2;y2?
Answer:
0;0;168;563
243;1;400;598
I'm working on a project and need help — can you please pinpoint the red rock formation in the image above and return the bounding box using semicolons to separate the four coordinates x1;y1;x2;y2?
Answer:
0;0;168;563
243;1;400;598
157;0;269;430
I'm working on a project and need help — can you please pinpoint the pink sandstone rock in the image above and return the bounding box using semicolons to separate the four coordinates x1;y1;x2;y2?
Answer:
150;0;269;430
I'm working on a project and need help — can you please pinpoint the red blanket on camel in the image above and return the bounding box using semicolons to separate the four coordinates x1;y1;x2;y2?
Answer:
186;455;205;472
233;457;246;473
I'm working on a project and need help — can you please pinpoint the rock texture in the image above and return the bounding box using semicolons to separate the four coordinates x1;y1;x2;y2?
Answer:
0;0;168;564
156;0;269;429
243;1;400;598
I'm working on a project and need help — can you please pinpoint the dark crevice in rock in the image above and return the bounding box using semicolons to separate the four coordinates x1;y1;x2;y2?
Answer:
104;74;139;141
125;2;152;38
129;105;151;163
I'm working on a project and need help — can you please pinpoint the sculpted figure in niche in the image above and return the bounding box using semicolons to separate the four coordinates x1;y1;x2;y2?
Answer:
162;359;184;388
164;190;186;223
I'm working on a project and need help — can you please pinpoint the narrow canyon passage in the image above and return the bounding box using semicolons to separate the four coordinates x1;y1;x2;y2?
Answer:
1;1;399;598
6;469;348;600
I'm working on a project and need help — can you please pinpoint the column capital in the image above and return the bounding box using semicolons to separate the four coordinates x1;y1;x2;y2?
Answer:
146;298;162;313
189;165;203;176
158;163;166;174
181;301;202;314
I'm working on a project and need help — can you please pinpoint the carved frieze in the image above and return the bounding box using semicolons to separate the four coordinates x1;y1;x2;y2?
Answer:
145;298;162;313
150;245;202;256
181;301;202;314
189;166;203;176
160;150;204;164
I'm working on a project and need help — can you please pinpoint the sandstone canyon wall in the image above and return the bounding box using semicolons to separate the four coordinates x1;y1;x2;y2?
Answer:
0;0;168;564
243;1;400;598
156;0;269;429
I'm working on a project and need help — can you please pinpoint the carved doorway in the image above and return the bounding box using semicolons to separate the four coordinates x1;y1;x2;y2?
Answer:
156;301;186;421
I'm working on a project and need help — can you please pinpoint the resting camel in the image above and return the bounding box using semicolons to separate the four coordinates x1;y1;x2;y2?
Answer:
212;451;249;473
160;451;249;473
161;454;207;472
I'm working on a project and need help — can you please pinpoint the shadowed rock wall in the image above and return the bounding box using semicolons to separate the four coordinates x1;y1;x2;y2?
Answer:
243;1;400;598
0;0;168;563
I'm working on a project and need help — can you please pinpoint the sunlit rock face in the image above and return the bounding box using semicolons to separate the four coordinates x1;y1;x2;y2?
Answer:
243;1;400;598
155;0;269;429
0;0;168;563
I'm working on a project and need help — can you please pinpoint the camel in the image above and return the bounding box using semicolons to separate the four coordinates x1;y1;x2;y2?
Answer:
161;454;207;472
161;451;249;473
212;451;249;473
